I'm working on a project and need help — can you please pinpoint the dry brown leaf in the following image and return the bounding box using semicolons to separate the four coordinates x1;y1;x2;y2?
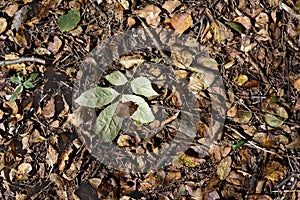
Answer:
127;16;136;28
0;18;7;34
42;97;55;118
227;104;238;117
15;163;32;181
294;78;300;91
233;16;252;30
59;147;73;172
171;45;193;68
170;13;193;34
243;80;260;88
226;171;245;186
162;0;182;14
48;36;62;54
188;73;205;93
30;129;45;143
117;134;132;147
255;29;271;41
135;4;161;27
255;13;269;28
4;4;19;17
89;178;102;189
46;144;58;166
247;194;273;200
211;21;228;43
216;156;232;180
119;54;145;69
264;161;287;182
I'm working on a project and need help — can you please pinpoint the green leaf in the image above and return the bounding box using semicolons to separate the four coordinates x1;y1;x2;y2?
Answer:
27;73;38;82
95;102;124;142
10;85;23;103
10;75;22;84
232;140;245;149
105;71;128;86
58;10;81;32
264;104;288;128
130;77;158;97
17;72;23;81
75;87;119;108
226;21;245;34
122;94;155;124
23;81;34;89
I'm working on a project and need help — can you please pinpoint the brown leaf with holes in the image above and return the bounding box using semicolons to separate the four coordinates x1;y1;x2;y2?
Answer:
119;55;145;69
170;13;193;34
135;4;161;27
217;156;232;180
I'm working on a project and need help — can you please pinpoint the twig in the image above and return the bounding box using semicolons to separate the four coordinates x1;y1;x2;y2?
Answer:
0;56;46;66
280;2;300;20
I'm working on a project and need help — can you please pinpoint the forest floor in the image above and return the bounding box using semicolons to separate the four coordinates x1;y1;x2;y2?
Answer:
0;0;300;199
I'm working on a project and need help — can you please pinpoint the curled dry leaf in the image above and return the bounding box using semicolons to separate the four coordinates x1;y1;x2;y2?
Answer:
162;0;182;14
15;163;32;181
294;78;300;91
233;16;252;30
170;13;193;34
255;12;269;28
48;36;63;54
135;4;161;27
210;21;227;43
119;55;145;69
255;29;271;41
0;18;7;34
46;144;59;166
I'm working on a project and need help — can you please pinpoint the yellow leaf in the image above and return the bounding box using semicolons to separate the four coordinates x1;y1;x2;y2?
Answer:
0;18;7;34
294;78;300;91
235;74;248;86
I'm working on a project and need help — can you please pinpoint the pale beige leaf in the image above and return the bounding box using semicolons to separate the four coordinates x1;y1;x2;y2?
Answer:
0;18;7;34
46;145;58;166
42;97;55;118
162;0;182;14
119;55;145;69
294;78;300;90
15;163;32;181
171;13;193;34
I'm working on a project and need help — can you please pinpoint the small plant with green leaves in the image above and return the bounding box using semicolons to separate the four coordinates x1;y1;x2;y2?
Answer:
75;70;159;142
9;72;38;103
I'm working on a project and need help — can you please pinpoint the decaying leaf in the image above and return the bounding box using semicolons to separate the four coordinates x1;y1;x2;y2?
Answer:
4;4;19;17
233;110;252;124
210;21;227;43
135;4;161;27
264;103;288;128
264;161;287;182
217;156;232;180
0;18;7;34
115;101;138;118
119;55;145;69
170;13;193;34
11;5;29;31
162;0;182;14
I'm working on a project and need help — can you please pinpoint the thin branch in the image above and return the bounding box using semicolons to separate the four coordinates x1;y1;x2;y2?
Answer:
280;2;300;20
0;56;46;66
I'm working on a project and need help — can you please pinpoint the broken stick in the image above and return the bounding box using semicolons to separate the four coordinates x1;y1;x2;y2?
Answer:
0;56;46;66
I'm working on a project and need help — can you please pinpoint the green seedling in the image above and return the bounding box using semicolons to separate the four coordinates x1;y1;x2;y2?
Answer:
9;72;38;103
